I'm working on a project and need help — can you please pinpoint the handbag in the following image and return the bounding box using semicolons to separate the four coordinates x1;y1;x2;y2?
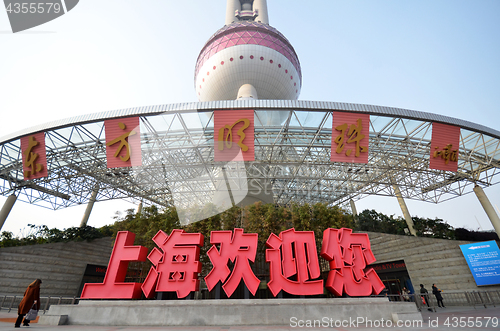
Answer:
25;303;38;320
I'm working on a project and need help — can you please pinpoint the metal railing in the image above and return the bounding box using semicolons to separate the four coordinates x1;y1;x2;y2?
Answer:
1;290;499;313
380;290;499;310
464;290;500;308
381;294;437;312
0;295;78;314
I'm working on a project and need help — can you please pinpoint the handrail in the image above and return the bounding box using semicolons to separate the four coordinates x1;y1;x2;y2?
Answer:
377;290;499;310
0;295;79;314
0;290;499;313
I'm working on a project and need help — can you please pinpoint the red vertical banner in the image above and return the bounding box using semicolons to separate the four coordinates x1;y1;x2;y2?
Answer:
21;132;48;180
331;112;369;164
105;117;142;168
214;109;254;161
429;122;460;172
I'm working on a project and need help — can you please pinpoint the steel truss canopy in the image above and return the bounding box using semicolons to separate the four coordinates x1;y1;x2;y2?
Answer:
1;100;500;213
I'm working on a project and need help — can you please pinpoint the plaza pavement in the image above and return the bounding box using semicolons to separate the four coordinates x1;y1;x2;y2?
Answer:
0;306;499;330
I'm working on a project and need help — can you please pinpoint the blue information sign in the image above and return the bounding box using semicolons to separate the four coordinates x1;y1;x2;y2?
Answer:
460;241;500;286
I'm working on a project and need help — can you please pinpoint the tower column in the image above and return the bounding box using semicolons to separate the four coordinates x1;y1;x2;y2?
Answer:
253;0;269;24
225;0;241;25
80;185;99;227
0;194;17;232
237;84;258;99
393;185;417;236
473;185;500;237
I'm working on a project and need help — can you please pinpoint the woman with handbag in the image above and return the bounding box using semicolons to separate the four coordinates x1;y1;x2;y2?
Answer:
432;283;445;308
15;279;42;328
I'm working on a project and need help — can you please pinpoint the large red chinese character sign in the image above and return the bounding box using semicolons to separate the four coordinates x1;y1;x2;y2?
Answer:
142;229;204;299
320;228;384;296
429;122;460;172
331;112;369;164
105;117;142;168
205;228;260;297
214;109;254;161
266;228;323;296
81;231;148;299
21;132;48;180
82;227;383;300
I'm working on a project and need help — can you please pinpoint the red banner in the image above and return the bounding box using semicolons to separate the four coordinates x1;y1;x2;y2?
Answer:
429;122;460;172
21;132;48;180
105;117;142;168
214;109;254;161
331;112;369;163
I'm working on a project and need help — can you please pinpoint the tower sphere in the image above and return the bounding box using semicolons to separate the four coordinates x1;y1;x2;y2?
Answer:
195;21;302;101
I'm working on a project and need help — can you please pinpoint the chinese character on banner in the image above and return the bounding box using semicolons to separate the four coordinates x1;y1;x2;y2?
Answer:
429;122;460;172
320;228;384;297
21;132;48;180
81;231;148;299
214;109;254;161
142;229;204;299
105;117;142;168
205;228;260;297
331;112;369;164
266;228;323;297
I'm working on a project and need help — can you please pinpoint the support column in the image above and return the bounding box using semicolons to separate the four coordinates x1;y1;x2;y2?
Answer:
253;0;269;24
393;185;417;236
473;185;500;237
225;0;241;25
350;199;358;223
80;186;99;227
136;202;143;215
0;194;17;232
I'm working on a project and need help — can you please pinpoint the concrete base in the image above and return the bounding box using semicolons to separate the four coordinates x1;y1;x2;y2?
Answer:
37;314;68;325
48;298;422;326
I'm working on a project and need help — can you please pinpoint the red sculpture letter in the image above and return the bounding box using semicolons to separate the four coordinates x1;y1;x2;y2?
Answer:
266;228;323;297
320;228;384;296
205;228;260;297
81;231;148;299
142;229;204;299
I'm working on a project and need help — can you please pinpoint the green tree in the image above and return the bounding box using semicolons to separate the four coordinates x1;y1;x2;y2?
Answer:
356;209;407;235
112;205;181;249
243;202;289;252
412;216;455;239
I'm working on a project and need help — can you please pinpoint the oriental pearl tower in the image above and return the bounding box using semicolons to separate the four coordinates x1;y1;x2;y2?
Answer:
193;0;302;208
195;0;301;102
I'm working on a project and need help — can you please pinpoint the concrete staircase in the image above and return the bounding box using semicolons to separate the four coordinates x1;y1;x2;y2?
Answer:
366;232;500;291
0;237;113;297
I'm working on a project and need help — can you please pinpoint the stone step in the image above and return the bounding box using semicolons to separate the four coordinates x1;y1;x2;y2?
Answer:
409;256;467;268
0;259;87;274
0;241;113;264
0;237;114;297
0;241;113;261
0;253;103;269
0;269;84;282
374;242;459;257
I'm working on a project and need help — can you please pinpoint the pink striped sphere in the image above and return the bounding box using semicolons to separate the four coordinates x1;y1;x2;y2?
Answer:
195;22;302;101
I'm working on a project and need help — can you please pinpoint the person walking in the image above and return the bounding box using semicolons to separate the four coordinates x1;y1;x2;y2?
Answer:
419;284;432;311
432;283;445;307
15;279;42;328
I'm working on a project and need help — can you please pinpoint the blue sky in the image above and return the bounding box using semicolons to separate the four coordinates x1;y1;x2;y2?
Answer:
1;0;500;234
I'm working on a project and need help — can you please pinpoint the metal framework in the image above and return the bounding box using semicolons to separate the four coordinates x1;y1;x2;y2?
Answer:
1;100;499;211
